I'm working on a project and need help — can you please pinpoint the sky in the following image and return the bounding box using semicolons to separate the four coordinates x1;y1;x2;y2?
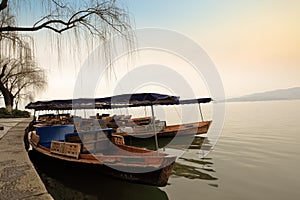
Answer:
125;0;300;97
6;0;300;107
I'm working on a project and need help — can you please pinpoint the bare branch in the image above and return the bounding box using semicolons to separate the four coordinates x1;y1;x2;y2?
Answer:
50;0;67;9
0;1;131;36
0;0;8;12
0;63;8;79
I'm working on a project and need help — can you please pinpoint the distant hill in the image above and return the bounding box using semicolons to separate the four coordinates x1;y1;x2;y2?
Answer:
227;87;300;102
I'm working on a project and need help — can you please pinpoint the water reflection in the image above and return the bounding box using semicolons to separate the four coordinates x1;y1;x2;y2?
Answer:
28;151;169;200
173;158;217;182
125;134;210;151
171;136;218;187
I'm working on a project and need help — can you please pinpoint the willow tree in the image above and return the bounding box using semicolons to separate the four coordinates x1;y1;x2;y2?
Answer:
0;0;132;57
0;0;133;69
0;56;47;112
0;0;133;110
0;5;46;112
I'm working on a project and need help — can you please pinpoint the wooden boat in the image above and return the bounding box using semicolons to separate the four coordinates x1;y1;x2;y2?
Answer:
26;94;212;140
112;120;211;139
25;93;212;185
25;124;176;187
131;116;211;133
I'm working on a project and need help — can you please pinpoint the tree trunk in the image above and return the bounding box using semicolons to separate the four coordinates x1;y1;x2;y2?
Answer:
3;93;13;113
15;99;19;110
3;93;14;113
0;82;14;113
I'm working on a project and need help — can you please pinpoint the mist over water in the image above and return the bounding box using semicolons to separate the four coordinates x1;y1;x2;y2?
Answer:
31;100;300;200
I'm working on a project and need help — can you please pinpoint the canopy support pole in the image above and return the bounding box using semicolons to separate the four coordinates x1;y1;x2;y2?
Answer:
198;103;204;121
57;110;61;123
151;104;159;150
33;110;36;120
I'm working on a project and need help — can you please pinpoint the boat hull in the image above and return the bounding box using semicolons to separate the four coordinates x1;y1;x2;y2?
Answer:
27;133;175;187
29;147;174;187
117;120;212;139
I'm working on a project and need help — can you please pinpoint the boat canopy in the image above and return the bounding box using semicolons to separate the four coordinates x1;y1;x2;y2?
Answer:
25;93;212;111
179;97;212;105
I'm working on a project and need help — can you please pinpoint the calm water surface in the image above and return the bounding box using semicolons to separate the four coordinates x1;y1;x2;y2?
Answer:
31;100;300;200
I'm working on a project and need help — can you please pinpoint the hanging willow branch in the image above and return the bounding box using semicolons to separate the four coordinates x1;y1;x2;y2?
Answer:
0;0;131;36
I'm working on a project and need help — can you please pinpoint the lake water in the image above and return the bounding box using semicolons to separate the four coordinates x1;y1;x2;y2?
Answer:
30;100;300;200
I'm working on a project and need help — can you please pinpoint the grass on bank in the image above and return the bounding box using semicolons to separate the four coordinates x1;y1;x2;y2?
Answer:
0;108;30;118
